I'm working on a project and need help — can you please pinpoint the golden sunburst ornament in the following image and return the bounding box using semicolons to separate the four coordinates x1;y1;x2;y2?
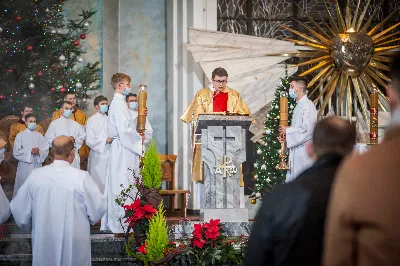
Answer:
278;0;399;119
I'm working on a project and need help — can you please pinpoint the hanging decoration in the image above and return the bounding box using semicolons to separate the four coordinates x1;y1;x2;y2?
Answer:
275;0;399;119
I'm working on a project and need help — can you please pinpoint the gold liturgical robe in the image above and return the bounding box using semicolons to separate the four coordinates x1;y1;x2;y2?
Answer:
180;86;253;185
52;109;90;157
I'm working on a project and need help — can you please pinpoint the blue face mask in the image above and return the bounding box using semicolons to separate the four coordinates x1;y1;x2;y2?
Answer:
129;102;138;111
63;109;72;118
289;88;297;99
27;123;36;131
99;105;108;114
122;87;131;96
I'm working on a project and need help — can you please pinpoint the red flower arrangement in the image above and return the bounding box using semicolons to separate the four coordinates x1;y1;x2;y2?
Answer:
192;219;222;249
123;199;157;227
122;198;157;245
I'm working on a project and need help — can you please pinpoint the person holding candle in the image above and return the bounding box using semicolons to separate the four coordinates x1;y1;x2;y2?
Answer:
279;76;317;183
126;93;153;144
12;113;49;198
102;73;144;233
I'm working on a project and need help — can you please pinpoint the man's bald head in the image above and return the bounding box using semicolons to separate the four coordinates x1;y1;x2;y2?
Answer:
52;136;74;159
310;116;356;159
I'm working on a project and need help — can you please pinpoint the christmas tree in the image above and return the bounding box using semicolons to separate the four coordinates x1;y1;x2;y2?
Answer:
0;0;101;119
253;76;296;197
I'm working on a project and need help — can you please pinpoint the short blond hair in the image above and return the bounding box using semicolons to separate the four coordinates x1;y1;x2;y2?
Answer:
111;73;131;89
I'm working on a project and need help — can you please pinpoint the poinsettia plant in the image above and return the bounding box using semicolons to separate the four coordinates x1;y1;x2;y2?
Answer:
192;219;223;249
122;199;157;244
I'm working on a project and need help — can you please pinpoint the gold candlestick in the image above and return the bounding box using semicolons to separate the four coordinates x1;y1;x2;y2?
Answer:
137;84;147;136
276;92;290;170
369;86;378;145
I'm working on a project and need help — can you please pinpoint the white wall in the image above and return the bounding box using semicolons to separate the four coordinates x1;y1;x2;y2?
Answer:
167;0;217;209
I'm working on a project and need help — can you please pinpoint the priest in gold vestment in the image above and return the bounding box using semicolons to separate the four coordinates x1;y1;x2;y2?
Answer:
181;68;253;198
51;92;90;159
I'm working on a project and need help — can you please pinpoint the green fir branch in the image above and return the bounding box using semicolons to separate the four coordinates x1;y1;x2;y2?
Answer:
145;203;169;262
141;140;163;189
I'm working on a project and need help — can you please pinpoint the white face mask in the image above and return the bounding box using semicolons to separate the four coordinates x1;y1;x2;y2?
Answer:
129;102;138;111
99;105;108;114
63;109;72;118
122;87;131;96
27;123;37;131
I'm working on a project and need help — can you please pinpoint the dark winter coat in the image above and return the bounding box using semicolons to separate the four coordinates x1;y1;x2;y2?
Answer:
244;153;344;266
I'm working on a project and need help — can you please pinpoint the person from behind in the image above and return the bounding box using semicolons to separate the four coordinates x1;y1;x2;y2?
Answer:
323;52;400;266
11;136;105;266
245;116;356;266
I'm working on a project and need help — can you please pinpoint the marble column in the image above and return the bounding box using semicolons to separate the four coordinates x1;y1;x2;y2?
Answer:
102;0;119;102
167;0;217;210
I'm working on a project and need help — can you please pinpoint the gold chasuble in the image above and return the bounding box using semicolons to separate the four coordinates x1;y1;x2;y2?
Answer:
52;109;90;157
9;120;45;150
181;86;253;185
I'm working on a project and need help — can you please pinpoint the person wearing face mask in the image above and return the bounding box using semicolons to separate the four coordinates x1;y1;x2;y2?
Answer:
126;93;153;144
85;95;111;194
103;73;144;233
0;137;11;225
12;113;49;198
278;76;317;183
45;101;86;169
11;136;105;266
51;92;90;167
9;104;45;151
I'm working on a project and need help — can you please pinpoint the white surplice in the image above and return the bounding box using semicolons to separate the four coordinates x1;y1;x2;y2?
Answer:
130;109;153;144
13;129;49;198
86;112;110;193
45;116;86;169
102;93;143;233
286;95;317;183
0;147;11;225
10;160;105;266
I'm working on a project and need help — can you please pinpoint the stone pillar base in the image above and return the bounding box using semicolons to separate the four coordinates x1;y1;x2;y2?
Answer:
200;208;249;222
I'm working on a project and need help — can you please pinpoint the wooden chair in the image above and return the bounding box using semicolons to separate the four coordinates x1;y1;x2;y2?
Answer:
159;155;190;217
38;117;52;133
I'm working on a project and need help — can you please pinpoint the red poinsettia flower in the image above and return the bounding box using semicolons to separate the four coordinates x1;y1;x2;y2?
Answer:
193;237;206;249
204;225;220;240
138;244;147;254
142;204;157;218
202;219;220;229
123;199;141;210
132;208;145;221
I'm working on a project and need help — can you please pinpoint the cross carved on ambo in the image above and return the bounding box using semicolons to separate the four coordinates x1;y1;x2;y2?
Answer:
213;129;237;178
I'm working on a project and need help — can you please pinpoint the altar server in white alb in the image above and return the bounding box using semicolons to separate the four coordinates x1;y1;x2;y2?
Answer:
279;76;317;182
45;101;86;169
12;113;49;198
126;93;153;144
86;95;112;193
11;136;105;266
103;73;144;233
0;138;11;225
